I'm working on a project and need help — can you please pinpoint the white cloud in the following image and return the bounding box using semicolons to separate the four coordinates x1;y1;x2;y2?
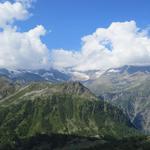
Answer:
15;0;36;8
0;25;50;69
50;49;81;69
0;1;50;69
0;1;29;28
51;21;150;71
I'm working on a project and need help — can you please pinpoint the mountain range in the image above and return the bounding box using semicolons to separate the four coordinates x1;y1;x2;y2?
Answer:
85;65;150;133
1;65;150;149
0;68;71;84
0;78;140;149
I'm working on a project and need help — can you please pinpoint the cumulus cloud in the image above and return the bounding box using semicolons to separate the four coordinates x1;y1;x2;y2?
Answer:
51;21;150;71
50;49;81;69
0;25;50;69
0;1;50;69
0;1;29;28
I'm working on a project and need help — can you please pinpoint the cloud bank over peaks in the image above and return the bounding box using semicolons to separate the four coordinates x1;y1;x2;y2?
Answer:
51;21;150;71
0;1;50;69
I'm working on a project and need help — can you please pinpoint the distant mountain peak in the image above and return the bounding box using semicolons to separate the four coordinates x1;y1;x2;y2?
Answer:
62;81;94;96
0;68;71;84
106;65;150;75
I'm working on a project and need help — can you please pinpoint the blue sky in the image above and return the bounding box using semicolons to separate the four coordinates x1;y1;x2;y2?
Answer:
16;0;150;50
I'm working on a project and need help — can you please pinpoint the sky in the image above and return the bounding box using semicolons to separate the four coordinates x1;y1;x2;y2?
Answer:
0;0;150;71
16;0;150;50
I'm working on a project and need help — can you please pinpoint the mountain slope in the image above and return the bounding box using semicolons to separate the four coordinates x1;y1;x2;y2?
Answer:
101;78;150;133
0;82;138;139
85;65;150;133
84;66;150;96
0;77;16;100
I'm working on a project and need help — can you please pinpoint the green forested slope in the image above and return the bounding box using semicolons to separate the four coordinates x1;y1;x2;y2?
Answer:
0;82;138;139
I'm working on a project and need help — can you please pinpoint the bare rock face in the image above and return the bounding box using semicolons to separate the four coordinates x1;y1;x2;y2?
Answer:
85;65;150;133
